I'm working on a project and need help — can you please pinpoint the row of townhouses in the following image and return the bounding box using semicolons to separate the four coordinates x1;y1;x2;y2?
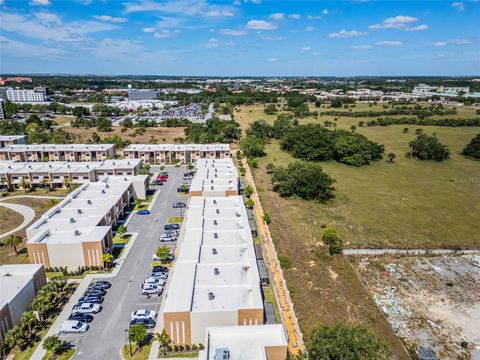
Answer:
0;144;116;162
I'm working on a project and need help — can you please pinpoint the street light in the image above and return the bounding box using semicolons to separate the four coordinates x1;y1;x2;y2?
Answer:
125;328;132;357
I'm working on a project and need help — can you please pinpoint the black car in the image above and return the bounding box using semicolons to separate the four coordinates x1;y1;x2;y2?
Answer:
84;289;106;297
164;223;180;231
68;313;94;323
152;265;169;273
130;318;156;329
184;172;194;177
172;202;186;208
177;186;190;193
78;296;104;304
88;281;111;289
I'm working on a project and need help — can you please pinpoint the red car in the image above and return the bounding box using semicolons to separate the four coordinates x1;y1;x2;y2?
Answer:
156;175;168;182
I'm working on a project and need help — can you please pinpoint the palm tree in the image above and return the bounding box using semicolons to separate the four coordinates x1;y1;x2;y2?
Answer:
20;311;38;339
31;295;49;322
2;234;23;255
155;330;171;356
4;326;25;350
40;177;49;192
19;176;30;192
43;335;62;355
129;325;147;351
102;253;113;270
62;177;72;189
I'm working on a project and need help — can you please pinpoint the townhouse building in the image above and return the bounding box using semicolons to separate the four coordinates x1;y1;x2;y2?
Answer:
0;135;27;148
0;144;116;162
189;158;239;197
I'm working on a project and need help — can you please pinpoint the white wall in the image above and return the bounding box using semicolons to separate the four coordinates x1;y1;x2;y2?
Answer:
9;280;36;325
47;242;84;268
190;310;237;344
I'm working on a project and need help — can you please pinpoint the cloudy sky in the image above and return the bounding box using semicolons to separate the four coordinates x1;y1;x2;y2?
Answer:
0;0;478;76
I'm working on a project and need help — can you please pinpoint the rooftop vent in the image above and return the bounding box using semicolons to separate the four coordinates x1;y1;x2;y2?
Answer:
212;248;217;255
213;219;218;226
214;348;230;360
215;174;218;178
208;292;215;300
87;200;92;205
69;217;75;223
214;233;218;239
211;186;214;190
213;199;217;204
214;268;220;275
101;189;106;194
106;184;109;188
77;209;83;214
216;209;220;214
74;230;81;236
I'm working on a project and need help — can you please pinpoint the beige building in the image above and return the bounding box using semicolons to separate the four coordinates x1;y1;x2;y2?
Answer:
0;159;142;190
189;158;239;197
163;196;264;345
0;144;116;162
122;144;230;164
0;264;47;352
26;176;147;269
0;135;27;149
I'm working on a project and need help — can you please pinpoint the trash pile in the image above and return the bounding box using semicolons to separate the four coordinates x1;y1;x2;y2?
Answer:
373;286;412;336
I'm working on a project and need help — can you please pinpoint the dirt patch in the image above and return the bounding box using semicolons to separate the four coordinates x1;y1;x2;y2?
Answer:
0;206;24;234
353;254;480;359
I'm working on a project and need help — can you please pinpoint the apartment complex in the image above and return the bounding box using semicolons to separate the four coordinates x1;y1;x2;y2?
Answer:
0;135;27;148
0;144;116;162
189;158;239;197
0;264;47;352
122;144;230;164
26;176;147;269
163;195;264;344
127;84;159;100
0;159;142;190
4;87;48;102
199;325;288;360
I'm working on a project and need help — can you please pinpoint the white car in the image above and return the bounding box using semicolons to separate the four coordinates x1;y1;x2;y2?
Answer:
60;320;89;334
150;272;168;280
142;284;162;295
160;233;177;242
142;277;165;288
72;302;102;314
131;309;158;321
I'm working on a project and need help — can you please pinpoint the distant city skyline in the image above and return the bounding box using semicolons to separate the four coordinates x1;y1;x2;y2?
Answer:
0;0;479;76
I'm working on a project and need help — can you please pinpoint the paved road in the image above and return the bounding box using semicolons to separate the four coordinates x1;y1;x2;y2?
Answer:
0;200;35;238
61;166;187;359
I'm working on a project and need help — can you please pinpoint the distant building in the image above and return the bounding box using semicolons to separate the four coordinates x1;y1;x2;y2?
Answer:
0;264;47;351
5;87;48;102
0;100;5;120
413;84;470;96
0;77;32;86
0;135;27;148
127;84;159;101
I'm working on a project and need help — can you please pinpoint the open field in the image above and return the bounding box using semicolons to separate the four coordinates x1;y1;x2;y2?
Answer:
64;126;186;145
352;254;480;359
0;206;23;234
0;197;56;264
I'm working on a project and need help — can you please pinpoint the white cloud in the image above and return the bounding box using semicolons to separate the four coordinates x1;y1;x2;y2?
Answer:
376;40;403;46
123;0;235;17
369;15;418;30
405;24;428;31
266;58;277;62
451;38;471;44
225;41;235;46
451;2;465;11
204;9;234;17
351;45;373;49
30;0;51;5
220;28;247;36
93;15;128;23
142;27;156;33
301;46;312;51
260;35;283;41
289;14;301;19
322;9;329;15
153;29;180;38
34;12;61;24
205;37;219;48
307;15;322;20
433;41;447;47
328;29;366;38
246;20;277;30
269;13;285;20
0;35;64;58
156;17;182;28
305;26;315;32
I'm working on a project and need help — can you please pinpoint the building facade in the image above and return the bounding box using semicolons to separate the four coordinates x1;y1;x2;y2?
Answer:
0;135;27;149
0;264;47;352
0;144;116;162
123;144;230;164
127;85;159;100
5;87;48;102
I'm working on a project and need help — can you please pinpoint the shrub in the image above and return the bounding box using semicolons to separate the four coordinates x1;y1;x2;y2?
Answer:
408;133;450;161
462;134;480;159
278;255;292;269
239;136;267;158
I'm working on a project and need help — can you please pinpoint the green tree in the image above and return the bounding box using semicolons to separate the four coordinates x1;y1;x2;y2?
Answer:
239;136;266;158
244;184;254;198
265;163;275;174
129;324;147;350
96;117;112;132
408;133;450;161
245;198;254;209
156;246;171;261
2;100;18;118
330;99;343;108
43;335;62;355
462;133;480;159
62;177;72;189
4;326;29;350
155;330;171;356
263;211;271;225
387;153;396;163
19;177;31;192
116;224;126;236
3;235;23;255
20;311;38;339
246;120;273;139
272;114;293;139
350;125;357;133
102;253;113;270
264;104;278;115
308;324;391;360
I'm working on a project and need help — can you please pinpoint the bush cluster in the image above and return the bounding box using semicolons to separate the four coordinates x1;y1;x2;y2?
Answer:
462;134;480;159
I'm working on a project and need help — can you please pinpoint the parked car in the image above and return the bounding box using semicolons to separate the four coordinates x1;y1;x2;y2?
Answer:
150;272;168;280
137;210;150;215
177;185;190;193
152;253;174;262
160;233;177;242
183;175;193;181
61;320;88;334
142;277;166;287
78;296;103;304
130;318;156;329
152;265;169;273
164;223;180;231
172;202;186;208
131;309;157;321
68;313;94;323
155;180;164;185
142;284;162;295
84;289;106;297
184;171;194;177
72;303;102;314
157;175;168;182
89;281;111;289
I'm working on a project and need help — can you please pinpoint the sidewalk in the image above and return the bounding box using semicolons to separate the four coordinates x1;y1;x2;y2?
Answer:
30;233;139;360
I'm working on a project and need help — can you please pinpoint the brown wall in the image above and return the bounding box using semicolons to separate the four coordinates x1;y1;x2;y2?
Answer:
82;241;104;267
238;308;264;326
163;312;191;344
188;190;203;197
225;189;239;196
265;345;288;360
27;243;50;268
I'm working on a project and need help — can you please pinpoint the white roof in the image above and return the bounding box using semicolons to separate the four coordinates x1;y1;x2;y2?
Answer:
0;143;115;152
0;135;27;141
164;195;262;313
123;143;230;152
200;325;287;360
0;264;44;309
190;158;238;195
26;176;137;245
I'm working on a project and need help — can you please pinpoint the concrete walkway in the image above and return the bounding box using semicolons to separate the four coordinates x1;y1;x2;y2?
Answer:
30;233;139;360
343;249;480;256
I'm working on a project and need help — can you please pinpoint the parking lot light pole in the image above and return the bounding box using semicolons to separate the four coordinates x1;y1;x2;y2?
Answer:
125;329;132;357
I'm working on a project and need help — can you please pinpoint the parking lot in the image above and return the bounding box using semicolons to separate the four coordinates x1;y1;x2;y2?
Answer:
60;166;187;359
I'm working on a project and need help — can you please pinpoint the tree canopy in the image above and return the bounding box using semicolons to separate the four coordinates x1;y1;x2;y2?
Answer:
408;133;450;161
462;134;480;159
239;136;267;158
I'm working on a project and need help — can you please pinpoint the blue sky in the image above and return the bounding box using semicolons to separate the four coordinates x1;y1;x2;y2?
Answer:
0;0;478;76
